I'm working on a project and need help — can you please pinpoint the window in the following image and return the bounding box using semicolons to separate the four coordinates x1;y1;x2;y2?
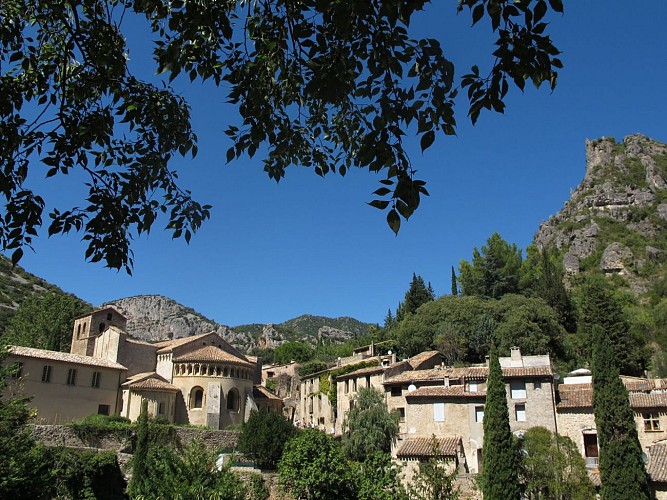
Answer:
644;413;661;431
510;381;526;399
469;381;478;393
227;389;239;412
534;380;542;390
345;380;349;394
11;362;23;378
515;404;526;422
106;313;112;321
158;402;165;415
98;322;106;333
366;375;371;387
66;368;77;386
391;386;402;397
191;388;204;409
475;405;485;423
434;402;445;422
397;407;406;422
353;379;357;392
42;365;52;383
98;404;110;416
91;371;101;388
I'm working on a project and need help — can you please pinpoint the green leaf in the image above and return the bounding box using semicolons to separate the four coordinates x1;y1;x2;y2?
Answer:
368;200;390;210
387;209;400;235
420;130;435;152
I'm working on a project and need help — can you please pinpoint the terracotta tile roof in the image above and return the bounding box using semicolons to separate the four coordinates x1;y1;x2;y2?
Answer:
408;351;441;370
648;442;667;482
8;346;127;370
383;368;457;385
128;375;179;392
173;346;253;367
253;385;282;401
557;389;593;409
559;383;592;392
396;437;461;458
336;365;384;380
629;392;667;409
405;386;486;399
154;332;213;351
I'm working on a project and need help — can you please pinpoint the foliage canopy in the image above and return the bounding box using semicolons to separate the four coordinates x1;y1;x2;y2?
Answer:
1;0;562;270
238;408;296;470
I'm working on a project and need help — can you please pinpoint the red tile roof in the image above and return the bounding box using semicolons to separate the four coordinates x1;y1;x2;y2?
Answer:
122;372;178;392
557;389;593;409
408;351;441;370
173;346;253;367
629;392;667;409
8;346;127;370
396;437;461;458
648;442;667;482
336;365;384;380
253;385;282;401
405;386;486;399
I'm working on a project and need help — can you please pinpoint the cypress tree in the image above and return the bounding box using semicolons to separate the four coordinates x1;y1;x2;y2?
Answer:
591;326;650;500
481;347;521;499
129;399;150;497
451;266;458;296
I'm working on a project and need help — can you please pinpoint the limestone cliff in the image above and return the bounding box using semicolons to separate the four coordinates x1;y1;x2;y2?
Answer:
534;134;667;294
103;295;371;353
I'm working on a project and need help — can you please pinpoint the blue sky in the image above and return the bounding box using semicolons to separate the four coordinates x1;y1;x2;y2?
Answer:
14;2;667;327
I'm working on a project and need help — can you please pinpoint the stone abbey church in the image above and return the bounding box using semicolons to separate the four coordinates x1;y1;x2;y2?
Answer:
6;306;279;426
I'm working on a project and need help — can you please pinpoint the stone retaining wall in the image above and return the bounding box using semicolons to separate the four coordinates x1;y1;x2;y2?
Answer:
32;424;239;453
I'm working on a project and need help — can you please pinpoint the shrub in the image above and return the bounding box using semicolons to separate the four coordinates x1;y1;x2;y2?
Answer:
238;409;296;470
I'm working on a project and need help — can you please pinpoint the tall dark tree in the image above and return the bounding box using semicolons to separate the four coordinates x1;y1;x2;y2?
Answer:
397;273;434;321
591;326;650;499
577;274;649;375
383;309;395;329
129;399;150;497
459;233;523;299
481;347;521;500
451;266;458;296
238;409;296;470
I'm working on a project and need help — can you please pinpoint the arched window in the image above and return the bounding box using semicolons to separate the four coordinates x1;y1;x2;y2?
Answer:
77;324;81;338
191;387;204;409
227;388;239;412
98;322;106;333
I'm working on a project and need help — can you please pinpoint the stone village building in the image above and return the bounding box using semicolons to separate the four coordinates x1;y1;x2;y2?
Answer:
5;306;280;427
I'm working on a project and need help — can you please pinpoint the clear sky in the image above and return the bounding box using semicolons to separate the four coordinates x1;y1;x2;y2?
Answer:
12;1;667;327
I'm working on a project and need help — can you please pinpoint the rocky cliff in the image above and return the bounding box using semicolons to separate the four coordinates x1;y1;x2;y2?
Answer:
103;295;371;353
534;134;667;294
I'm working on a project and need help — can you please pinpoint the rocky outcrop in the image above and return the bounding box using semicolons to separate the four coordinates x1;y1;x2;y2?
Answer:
103;295;255;351
534;134;667;294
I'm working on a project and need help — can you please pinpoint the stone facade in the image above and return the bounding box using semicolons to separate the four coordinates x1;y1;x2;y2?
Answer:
4;307;278;429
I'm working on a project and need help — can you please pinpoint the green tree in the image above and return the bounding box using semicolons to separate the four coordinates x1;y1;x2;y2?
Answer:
278;429;356;499
273;341;314;365
342;387;399;462
128;399;150;497
1;1;563;270
459;233;523;299
481;347;521;500
591;326;650;500
519;426;594;500
397;273;435;321
1;293;91;351
238;408;297;470
407;436;459;500
521;246;577;332
355;452;408;500
576;274;649;375
0;352;51;498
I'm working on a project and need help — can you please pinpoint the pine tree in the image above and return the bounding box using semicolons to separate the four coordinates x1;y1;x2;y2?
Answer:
481;347;521;499
592;326;650;500
383;309;395;329
403;273;433;315
451;266;458;296
129;399;150;497
535;249;576;333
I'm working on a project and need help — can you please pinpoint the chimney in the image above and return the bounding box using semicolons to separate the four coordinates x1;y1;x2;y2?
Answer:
510;346;523;367
444;376;450;387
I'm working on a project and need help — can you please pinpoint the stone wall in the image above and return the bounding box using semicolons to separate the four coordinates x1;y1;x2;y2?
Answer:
32;424;239;452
